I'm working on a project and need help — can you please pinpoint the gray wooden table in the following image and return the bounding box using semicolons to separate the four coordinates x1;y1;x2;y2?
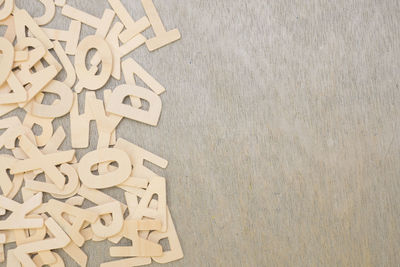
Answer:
6;0;400;266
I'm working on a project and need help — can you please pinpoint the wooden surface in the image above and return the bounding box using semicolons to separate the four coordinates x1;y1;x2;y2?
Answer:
5;0;400;266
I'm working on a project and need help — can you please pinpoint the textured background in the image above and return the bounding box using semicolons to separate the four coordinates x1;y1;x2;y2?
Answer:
4;0;400;266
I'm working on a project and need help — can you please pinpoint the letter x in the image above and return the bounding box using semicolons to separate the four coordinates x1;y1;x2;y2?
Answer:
10;135;75;189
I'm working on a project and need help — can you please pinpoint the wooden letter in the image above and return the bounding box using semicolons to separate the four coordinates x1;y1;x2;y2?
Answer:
75;35;113;92
10;135;75;189
33;252;65;267
42;20;81;55
14;223;47;246
0;15;16;43
54;0;65;6
69;92;94;148
51;40;76;87
6;250;21;267
91;22;146;80
107;0;150;43
78;148;131;189
25;164;79;198
131;176;167;232
0;37;13;86
89;202;123;238
62;241;87;266
0;155;17;196
13;218;70;267
0;0;14;21
148;207;184;263
141;0;181;51
23;105;54;147
0;116;36;149
46;199;97;247
31;80;73;118
122;57;165;94
115;138;168;178
14;9;53;49
0;72;27;104
78;184;127;211
33;0;56;26
0;192;43;230
109;220;162;257
106;84;162;126
88;89;122;148
61;5;114;38
100;257;151;267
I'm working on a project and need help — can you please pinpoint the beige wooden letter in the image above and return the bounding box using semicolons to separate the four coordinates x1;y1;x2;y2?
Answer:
14;226;54;265
6;249;21;267
40;126;66;155
10;135;75;189
31;80;73;118
62;241;87;266
14;65;57;108
0;116;36;149
88;90;122;148
78;184;127;211
141;0;181;51
131;176;167;232
106;84;162;126
42;20;81;55
122;57;165;95
109;220;162;257
33;252;65;267
0;243;4;262
78;148;131;189
0;192;43;230
0;72;27;104
107;0;150;43
0;37;13;86
14;37;61;74
75;35;113;92
25;164;79;198
46;199;97;247
61;5;114;38
69;92;95;148
54;0;65;7
14;9;53;49
13;39;45;70
115;138;168;178
148;207;183;263
0;103;18;117
13;218;70;267
23;105;54;147
0;0;14;21
52;40;76;87
0;155;17;196
33;0;56;26
0;157;23;200
14;223;46;246
0;15;16;43
91;22;146;80
100;257;151;267
89;201;123;238
13;37;59;107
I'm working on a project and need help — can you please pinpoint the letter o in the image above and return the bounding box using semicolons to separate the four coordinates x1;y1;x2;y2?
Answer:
78;148;131;189
75;35;112;90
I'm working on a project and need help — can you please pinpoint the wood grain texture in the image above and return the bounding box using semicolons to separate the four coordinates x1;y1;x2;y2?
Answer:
4;0;400;266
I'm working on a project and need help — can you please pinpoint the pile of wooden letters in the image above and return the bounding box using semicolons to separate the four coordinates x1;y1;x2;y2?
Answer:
0;0;183;266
